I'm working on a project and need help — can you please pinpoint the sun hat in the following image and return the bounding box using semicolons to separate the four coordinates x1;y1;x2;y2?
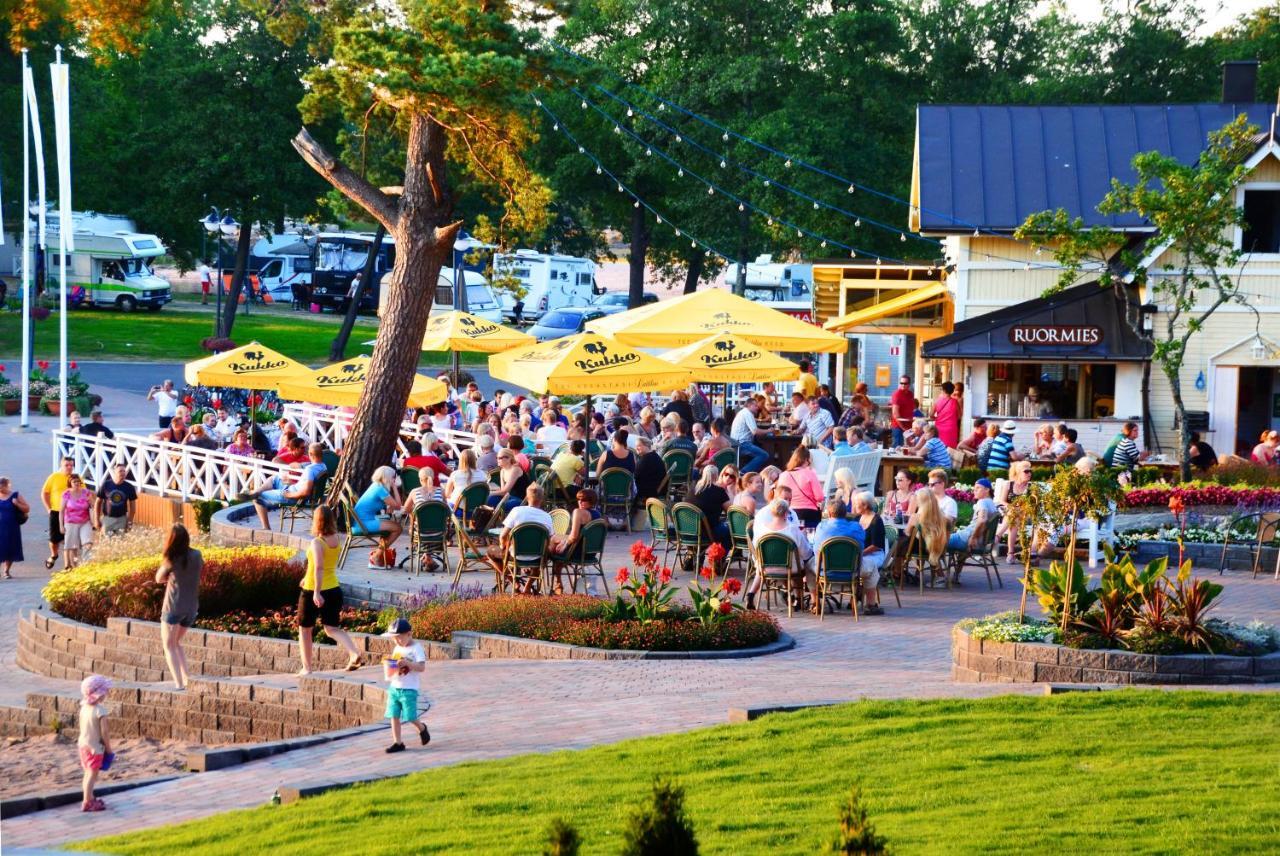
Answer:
1001;420;1018;432
81;675;112;704
383;618;412;637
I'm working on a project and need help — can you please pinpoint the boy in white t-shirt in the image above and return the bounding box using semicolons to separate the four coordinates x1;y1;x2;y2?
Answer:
381;618;430;753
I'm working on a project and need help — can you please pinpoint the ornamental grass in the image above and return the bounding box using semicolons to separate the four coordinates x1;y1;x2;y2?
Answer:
409;594;780;652
43;546;303;627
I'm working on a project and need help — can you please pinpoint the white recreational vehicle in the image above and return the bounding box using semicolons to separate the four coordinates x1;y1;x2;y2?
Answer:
251;234;314;303
722;255;815;322
42;211;173;311
493;249;602;322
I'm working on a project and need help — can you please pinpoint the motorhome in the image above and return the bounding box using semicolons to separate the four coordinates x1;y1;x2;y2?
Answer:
722;255;815;322
251;234;314;304
493;249;602;322
308;231;396;313
41;211;173;311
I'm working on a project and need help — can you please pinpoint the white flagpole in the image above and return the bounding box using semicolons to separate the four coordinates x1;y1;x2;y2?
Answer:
18;49;31;431
52;46;71;430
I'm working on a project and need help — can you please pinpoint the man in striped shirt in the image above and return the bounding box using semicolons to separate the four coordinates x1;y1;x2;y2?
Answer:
986;420;1020;472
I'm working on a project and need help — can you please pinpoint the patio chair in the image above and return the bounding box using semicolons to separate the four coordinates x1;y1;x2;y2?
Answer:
712;447;737;470
408;500;450;576
398;467;421;495
949;516;1003;590
495;523;551;594
901;524;949;593
556;518;609;595
488;468;503;488
529;456;553;483
550;508;571;536
671;502;712;574
598;467;636;532
452;481;495;582
662;449;694;504
1217;510;1280;578
280;471;328;534
753;533;803;617
726;505;753;578
817;536;863;620
646;498;675;566
336;486;384;568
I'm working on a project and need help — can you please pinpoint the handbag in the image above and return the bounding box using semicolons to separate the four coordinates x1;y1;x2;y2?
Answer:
369;545;397;567
12;493;27;526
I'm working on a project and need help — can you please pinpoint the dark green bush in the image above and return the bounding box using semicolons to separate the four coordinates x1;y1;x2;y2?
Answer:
620;779;698;856
542;819;580;856
829;786;889;855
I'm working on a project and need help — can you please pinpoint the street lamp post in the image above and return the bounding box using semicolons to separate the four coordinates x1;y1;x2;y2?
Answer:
220;214;245;318
201;209;243;336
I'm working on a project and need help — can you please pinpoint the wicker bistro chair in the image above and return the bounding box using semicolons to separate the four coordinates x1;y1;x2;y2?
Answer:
556;518;609;595
726;505;753;577
949;516;1003;590
662;449;695;504
671;502;713;574
711;447;738;470
901;524;950;593
529;456;554;483
321;450;341;474
452;481;496;582
408;500;451;576
598;467;636;532
817;536;864;621
550;508;572;536
495;523;552;594
488;468;504;488
398;467;421;495
279;471;328;534
753;533;804;617
337;486;384;569
646;498;675;566
1217;510;1280;578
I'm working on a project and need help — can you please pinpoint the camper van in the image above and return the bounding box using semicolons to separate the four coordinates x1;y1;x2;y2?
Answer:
251;234;314;303
493;249;602;322
308;231;395;312
42;211;173;311
722;255;815;322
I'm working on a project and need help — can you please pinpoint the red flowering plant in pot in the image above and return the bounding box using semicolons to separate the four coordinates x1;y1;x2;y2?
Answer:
603;541;678;623
688;543;744;626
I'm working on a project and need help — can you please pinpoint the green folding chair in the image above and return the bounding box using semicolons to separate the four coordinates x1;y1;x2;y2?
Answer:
671;502;711;574
753;533;803;617
726;505;753;580
712;447;737;470
556;518;609;595
453;481;495;581
949;516;1003;590
817;536;863;620
598;467;636;532
496;523;551;594
280;471;327;534
646;498;675;566
662;449;694;504
409;500;450;576
337;485;383;568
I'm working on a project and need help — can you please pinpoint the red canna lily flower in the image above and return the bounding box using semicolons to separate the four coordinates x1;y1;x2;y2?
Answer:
699;565;714;580
69;361;77;369
724;577;743;595
718;599;733;614
658;565;673;584
615;567;630;585
636;583;649;597
706;543;726;563
1168;495;1185;515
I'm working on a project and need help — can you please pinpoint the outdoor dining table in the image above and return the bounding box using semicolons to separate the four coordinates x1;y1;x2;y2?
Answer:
879;454;923;495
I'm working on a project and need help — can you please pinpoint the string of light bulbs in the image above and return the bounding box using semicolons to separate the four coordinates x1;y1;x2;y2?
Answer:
538;90;913;265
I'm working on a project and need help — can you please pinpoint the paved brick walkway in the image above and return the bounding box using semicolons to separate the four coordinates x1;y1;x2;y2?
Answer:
3;388;1280;849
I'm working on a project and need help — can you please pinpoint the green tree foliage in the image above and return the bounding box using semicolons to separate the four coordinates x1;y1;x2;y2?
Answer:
829;785;889;855
619;778;698;856
1017;115;1260;481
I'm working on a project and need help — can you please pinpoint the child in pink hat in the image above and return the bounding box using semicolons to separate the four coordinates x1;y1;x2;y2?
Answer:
78;674;113;812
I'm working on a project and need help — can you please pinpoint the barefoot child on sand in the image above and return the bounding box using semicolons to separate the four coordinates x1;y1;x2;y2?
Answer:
382;618;430;754
79;675;113;812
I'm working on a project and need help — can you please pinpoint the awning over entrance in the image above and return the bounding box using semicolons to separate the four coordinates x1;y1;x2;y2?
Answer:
823;282;951;332
923;281;1152;362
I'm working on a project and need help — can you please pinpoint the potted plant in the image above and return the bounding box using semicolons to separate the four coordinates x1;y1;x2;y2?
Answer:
0;364;17;416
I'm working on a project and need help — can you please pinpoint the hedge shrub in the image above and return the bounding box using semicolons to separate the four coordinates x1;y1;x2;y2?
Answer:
409;594;781;651
44;546;303;627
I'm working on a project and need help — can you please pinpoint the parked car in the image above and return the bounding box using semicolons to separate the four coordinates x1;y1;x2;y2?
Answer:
591;291;659;309
528;305;622;341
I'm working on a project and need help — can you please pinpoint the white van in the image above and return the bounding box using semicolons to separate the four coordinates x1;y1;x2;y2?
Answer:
43;211;172;312
493;249;601;322
251;234;314;303
433;266;504;323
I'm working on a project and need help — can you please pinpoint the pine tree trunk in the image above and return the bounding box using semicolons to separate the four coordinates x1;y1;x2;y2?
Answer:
293;115;460;498
682;250;705;295
628;204;649;309
219;225;254;339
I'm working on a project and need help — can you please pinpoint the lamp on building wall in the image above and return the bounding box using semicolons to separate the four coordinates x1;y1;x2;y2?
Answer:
1251;335;1268;360
1139;302;1157;334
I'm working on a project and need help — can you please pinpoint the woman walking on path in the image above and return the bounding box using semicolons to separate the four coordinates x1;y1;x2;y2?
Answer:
155;524;202;689
298;506;364;675
0;477;30;579
60;474;96;570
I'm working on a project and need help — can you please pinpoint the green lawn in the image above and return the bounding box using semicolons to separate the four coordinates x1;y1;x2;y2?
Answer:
0;308;486;366
81;691;1280;854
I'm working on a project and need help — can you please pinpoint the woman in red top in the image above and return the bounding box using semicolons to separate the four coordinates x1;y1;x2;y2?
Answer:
931;381;960;448
775;446;825;527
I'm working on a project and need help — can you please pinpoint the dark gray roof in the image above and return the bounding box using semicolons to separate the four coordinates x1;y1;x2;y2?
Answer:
915;103;1276;233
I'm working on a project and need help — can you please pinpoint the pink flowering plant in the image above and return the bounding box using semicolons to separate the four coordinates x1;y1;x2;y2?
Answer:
688;543;744;626
603;541;678;624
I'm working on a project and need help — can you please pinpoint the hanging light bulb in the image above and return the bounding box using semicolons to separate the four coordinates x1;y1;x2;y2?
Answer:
767;217;774;226
678;168;684;177
849;250;857;258
737;203;744;212
973;228;980;237
854;218;861;228
763;179;771;187
847;184;855;194
813;202;819;210
645;148;652;156
707;186;714;195
658;103;665;111
796;229;803;238
784;159;792;168
635;201;641;209
820;240;827;248
577;146;584;154
675;229;682;237
581;100;587;109
675;134;682;143
613;125;621;134
617;183;624;192
876;256;883;266
720;159;727;168
534;97;542;106
691;240;697;248
553;123;559;131
595;166;602;174
626;107;633;117
900;233;907;242
656;215;662;223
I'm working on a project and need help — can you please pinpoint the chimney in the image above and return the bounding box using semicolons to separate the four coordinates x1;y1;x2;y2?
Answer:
1222;60;1259;103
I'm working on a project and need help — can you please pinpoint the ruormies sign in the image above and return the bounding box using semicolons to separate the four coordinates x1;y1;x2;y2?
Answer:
1008;325;1103;346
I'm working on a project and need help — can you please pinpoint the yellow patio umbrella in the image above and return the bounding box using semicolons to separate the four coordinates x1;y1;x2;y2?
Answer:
659;332;802;384
183;342;310;389
585;289;848;353
277;355;447;408
418;310;535;354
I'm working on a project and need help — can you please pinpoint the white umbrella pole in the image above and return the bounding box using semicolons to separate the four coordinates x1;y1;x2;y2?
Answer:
52;46;71;430
18;50;31;430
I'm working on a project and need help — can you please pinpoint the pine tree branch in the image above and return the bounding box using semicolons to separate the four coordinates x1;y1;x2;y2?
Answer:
291;126;400;232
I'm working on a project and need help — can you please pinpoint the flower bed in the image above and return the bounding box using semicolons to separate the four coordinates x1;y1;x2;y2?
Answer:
43;546;302;627
196;605;389;643
1114;524;1270;550
410;594;781;652
1122;485;1280;509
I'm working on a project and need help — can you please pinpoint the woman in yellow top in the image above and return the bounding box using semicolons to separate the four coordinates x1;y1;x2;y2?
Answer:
298;506;364;675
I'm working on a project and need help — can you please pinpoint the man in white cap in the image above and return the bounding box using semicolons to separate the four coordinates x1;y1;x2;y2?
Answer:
986;420;1021;471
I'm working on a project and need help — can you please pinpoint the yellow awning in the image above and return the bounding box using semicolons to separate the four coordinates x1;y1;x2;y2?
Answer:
489;333;691;396
277;356;447;408
823;283;950;332
418;310;535;354
586;289;847;353
183;343;310;389
659;333;801;384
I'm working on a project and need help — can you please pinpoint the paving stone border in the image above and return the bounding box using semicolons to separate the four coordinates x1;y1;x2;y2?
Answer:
451;630;794;660
1;774;186;820
951;625;1280;685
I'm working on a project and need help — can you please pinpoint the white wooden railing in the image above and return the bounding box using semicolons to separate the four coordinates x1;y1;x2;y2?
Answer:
281;402;477;457
53;430;302;502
